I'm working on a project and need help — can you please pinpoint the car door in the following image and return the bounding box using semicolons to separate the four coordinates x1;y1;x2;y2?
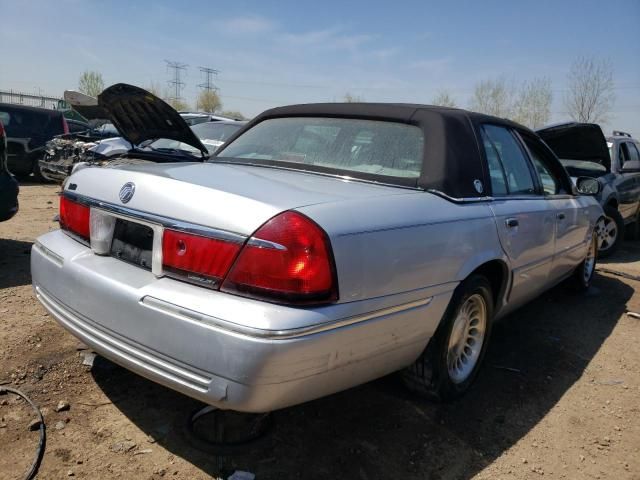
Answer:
616;142;640;221
480;124;556;309
518;132;592;281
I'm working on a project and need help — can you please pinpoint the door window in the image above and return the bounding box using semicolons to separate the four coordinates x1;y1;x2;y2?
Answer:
482;125;535;195
521;136;563;195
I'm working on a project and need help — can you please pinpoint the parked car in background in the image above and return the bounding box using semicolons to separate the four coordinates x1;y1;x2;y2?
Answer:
0;103;75;180
538;123;640;256
32;99;603;413
157;120;247;155
0;120;19;222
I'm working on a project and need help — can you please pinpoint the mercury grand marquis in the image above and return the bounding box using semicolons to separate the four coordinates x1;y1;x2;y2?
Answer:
31;85;604;412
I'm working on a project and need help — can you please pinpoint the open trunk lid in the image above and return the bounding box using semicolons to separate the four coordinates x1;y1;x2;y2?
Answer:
97;84;209;158
537;122;611;172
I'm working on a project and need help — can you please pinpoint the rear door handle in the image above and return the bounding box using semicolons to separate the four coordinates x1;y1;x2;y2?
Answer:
505;218;519;228
557;212;566;220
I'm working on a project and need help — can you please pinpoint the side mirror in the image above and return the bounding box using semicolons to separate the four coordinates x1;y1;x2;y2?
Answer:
621;159;640;172
575;176;601;195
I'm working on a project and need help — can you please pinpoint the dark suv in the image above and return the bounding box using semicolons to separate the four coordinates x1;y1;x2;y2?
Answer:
0;120;19;222
538;123;640;256
0;103;79;180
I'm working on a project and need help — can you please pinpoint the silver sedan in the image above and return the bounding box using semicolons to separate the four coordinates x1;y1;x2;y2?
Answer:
31;91;603;412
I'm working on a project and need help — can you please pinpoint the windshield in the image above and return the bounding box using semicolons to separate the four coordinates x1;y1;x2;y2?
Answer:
215;117;424;180
560;159;607;177
192;122;242;142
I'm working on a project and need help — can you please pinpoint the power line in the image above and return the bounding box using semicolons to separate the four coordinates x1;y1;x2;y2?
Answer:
165;60;187;105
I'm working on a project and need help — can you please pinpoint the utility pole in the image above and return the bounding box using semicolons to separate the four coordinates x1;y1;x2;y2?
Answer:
198;66;220;93
165;60;188;107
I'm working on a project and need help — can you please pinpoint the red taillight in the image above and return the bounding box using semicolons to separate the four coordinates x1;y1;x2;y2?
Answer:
221;211;338;304
59;196;90;240
162;229;242;286
0;121;5;137
61;116;69;134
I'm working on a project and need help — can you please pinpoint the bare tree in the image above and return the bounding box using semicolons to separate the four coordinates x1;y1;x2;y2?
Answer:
431;90;457;107
564;56;615;123
513;77;553;129
469;77;515;118
167;98;189;111
197;90;222;112
145;81;163;98
343;92;364;103
78;71;104;98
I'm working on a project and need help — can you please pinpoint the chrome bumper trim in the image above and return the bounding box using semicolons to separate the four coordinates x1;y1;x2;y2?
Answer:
34;241;64;266
141;296;432;340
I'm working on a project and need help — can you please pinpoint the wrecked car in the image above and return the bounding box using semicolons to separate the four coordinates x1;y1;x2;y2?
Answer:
538;123;640;256
32;96;603;413
39;90;244;183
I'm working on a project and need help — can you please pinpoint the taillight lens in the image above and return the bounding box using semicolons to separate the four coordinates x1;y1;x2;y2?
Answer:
221;211;338;304
61;116;69;134
59;196;90;241
162;229;242;287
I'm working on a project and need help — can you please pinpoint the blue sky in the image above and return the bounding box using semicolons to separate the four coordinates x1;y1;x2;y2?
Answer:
1;0;638;134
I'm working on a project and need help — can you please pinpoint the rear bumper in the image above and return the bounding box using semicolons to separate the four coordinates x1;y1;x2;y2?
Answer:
32;230;451;412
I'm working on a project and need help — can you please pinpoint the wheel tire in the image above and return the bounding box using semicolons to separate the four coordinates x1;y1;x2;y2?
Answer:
32;159;48;183
596;206;624;258
573;230;597;291
402;274;494;402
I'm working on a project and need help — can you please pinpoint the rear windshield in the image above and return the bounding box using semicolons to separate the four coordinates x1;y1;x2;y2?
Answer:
215;117;424;181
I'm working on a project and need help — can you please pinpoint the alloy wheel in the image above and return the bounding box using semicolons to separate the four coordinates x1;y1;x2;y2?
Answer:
447;293;487;384
595;216;618;252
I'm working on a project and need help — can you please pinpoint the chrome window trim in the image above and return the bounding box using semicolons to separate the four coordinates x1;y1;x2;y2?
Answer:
62;191;247;245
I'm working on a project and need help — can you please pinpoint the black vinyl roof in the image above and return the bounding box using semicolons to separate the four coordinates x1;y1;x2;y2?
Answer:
218;103;533;198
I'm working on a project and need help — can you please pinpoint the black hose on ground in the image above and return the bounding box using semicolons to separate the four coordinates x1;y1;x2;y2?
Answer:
0;386;46;480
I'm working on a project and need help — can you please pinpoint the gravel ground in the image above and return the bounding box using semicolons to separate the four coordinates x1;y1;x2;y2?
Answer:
1;184;639;480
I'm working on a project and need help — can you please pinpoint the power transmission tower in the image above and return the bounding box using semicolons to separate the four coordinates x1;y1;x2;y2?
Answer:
198;66;220;93
165;60;188;106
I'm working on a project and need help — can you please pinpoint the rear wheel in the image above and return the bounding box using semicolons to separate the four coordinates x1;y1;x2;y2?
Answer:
402;274;493;401
596;205;623;257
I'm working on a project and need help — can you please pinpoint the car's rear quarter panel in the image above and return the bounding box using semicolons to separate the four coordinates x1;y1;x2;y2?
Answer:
299;192;507;304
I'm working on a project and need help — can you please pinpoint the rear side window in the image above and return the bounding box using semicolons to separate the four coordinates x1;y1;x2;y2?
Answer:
0;108;57;138
217;117;424;180
626;142;640;162
482;124;535;195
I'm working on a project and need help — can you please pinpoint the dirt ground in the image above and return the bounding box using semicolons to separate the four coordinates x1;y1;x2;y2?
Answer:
1;184;639;480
